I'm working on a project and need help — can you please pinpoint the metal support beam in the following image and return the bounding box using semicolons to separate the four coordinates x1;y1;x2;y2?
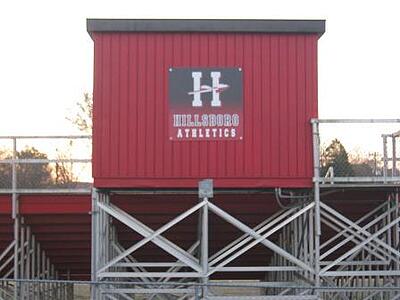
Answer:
90;183;400;298
312;119;321;298
91;184;321;299
91;188;99;299
201;196;209;299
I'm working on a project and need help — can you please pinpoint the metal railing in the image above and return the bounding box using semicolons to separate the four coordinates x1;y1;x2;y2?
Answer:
2;124;399;192
0;135;92;194
0;135;92;220
311;119;400;186
1;278;400;299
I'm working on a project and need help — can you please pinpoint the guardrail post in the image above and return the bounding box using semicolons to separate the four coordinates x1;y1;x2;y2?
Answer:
11;137;17;219
383;135;388;183
392;135;397;176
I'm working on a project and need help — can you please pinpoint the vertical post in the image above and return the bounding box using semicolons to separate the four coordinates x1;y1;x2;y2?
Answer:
104;194;110;275
20;222;25;299
67;269;72;300
91;188;99;300
386;200;392;263
311;120;321;296
194;285;200;300
199;179;212;299
201;198;209;298
26;227;31;297
41;251;45;298
56;278;60;300
278;233;282;284
12;137;19;299
31;235;36;300
383;135;388;182
303;203;309;281
11;138;17;219
392;136;397;176
46;257;50;298
13;215;20;299
60;283;65;300
26;227;31;279
308;207;314;285
293;212;298;259
98;193;104;298
395;192;400;289
51;264;55;299
37;243;42;299
103;193;110;298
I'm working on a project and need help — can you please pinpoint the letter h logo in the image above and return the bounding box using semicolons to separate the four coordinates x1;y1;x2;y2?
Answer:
188;71;229;107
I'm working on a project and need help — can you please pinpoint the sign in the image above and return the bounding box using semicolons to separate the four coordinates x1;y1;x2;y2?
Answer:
168;68;243;141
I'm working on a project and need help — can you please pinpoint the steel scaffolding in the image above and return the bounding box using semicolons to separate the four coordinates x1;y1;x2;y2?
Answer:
91;120;400;299
308;119;400;300
91;189;400;299
1;120;399;299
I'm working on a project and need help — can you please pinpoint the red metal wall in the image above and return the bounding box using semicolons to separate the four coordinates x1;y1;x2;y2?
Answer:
92;32;319;188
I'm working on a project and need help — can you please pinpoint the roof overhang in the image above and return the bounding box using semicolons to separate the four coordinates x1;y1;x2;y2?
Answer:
87;19;325;37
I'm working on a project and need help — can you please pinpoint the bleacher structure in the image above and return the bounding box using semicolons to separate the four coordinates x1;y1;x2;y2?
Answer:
0;121;399;299
1;18;400;300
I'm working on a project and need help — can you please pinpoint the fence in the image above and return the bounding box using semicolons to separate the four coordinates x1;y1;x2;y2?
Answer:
0;135;92;194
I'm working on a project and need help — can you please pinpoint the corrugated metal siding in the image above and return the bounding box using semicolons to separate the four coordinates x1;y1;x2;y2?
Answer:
92;32;319;188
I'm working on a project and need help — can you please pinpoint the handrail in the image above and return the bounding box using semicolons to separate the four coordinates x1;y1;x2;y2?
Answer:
0;135;92;195
311;119;400;186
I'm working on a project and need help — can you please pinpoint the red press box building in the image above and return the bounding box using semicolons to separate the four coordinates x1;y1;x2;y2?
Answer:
88;19;324;189
86;19;335;298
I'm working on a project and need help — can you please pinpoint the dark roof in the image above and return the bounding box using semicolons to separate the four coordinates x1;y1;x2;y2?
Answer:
87;19;325;36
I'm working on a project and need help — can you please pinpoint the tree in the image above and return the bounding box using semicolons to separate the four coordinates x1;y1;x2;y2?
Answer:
54;143;77;186
0;149;12;188
17;147;54;188
64;93;93;186
66;93;93;133
0;146;79;189
321;139;354;177
0;147;53;189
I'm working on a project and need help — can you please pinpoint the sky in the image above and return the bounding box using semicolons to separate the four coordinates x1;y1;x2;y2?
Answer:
0;0;399;141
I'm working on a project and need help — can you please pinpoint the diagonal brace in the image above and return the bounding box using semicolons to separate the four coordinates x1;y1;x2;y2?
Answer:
321;202;400;261
207;202;314;276
96;201;202;273
320;215;400;274
98;201;205;274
